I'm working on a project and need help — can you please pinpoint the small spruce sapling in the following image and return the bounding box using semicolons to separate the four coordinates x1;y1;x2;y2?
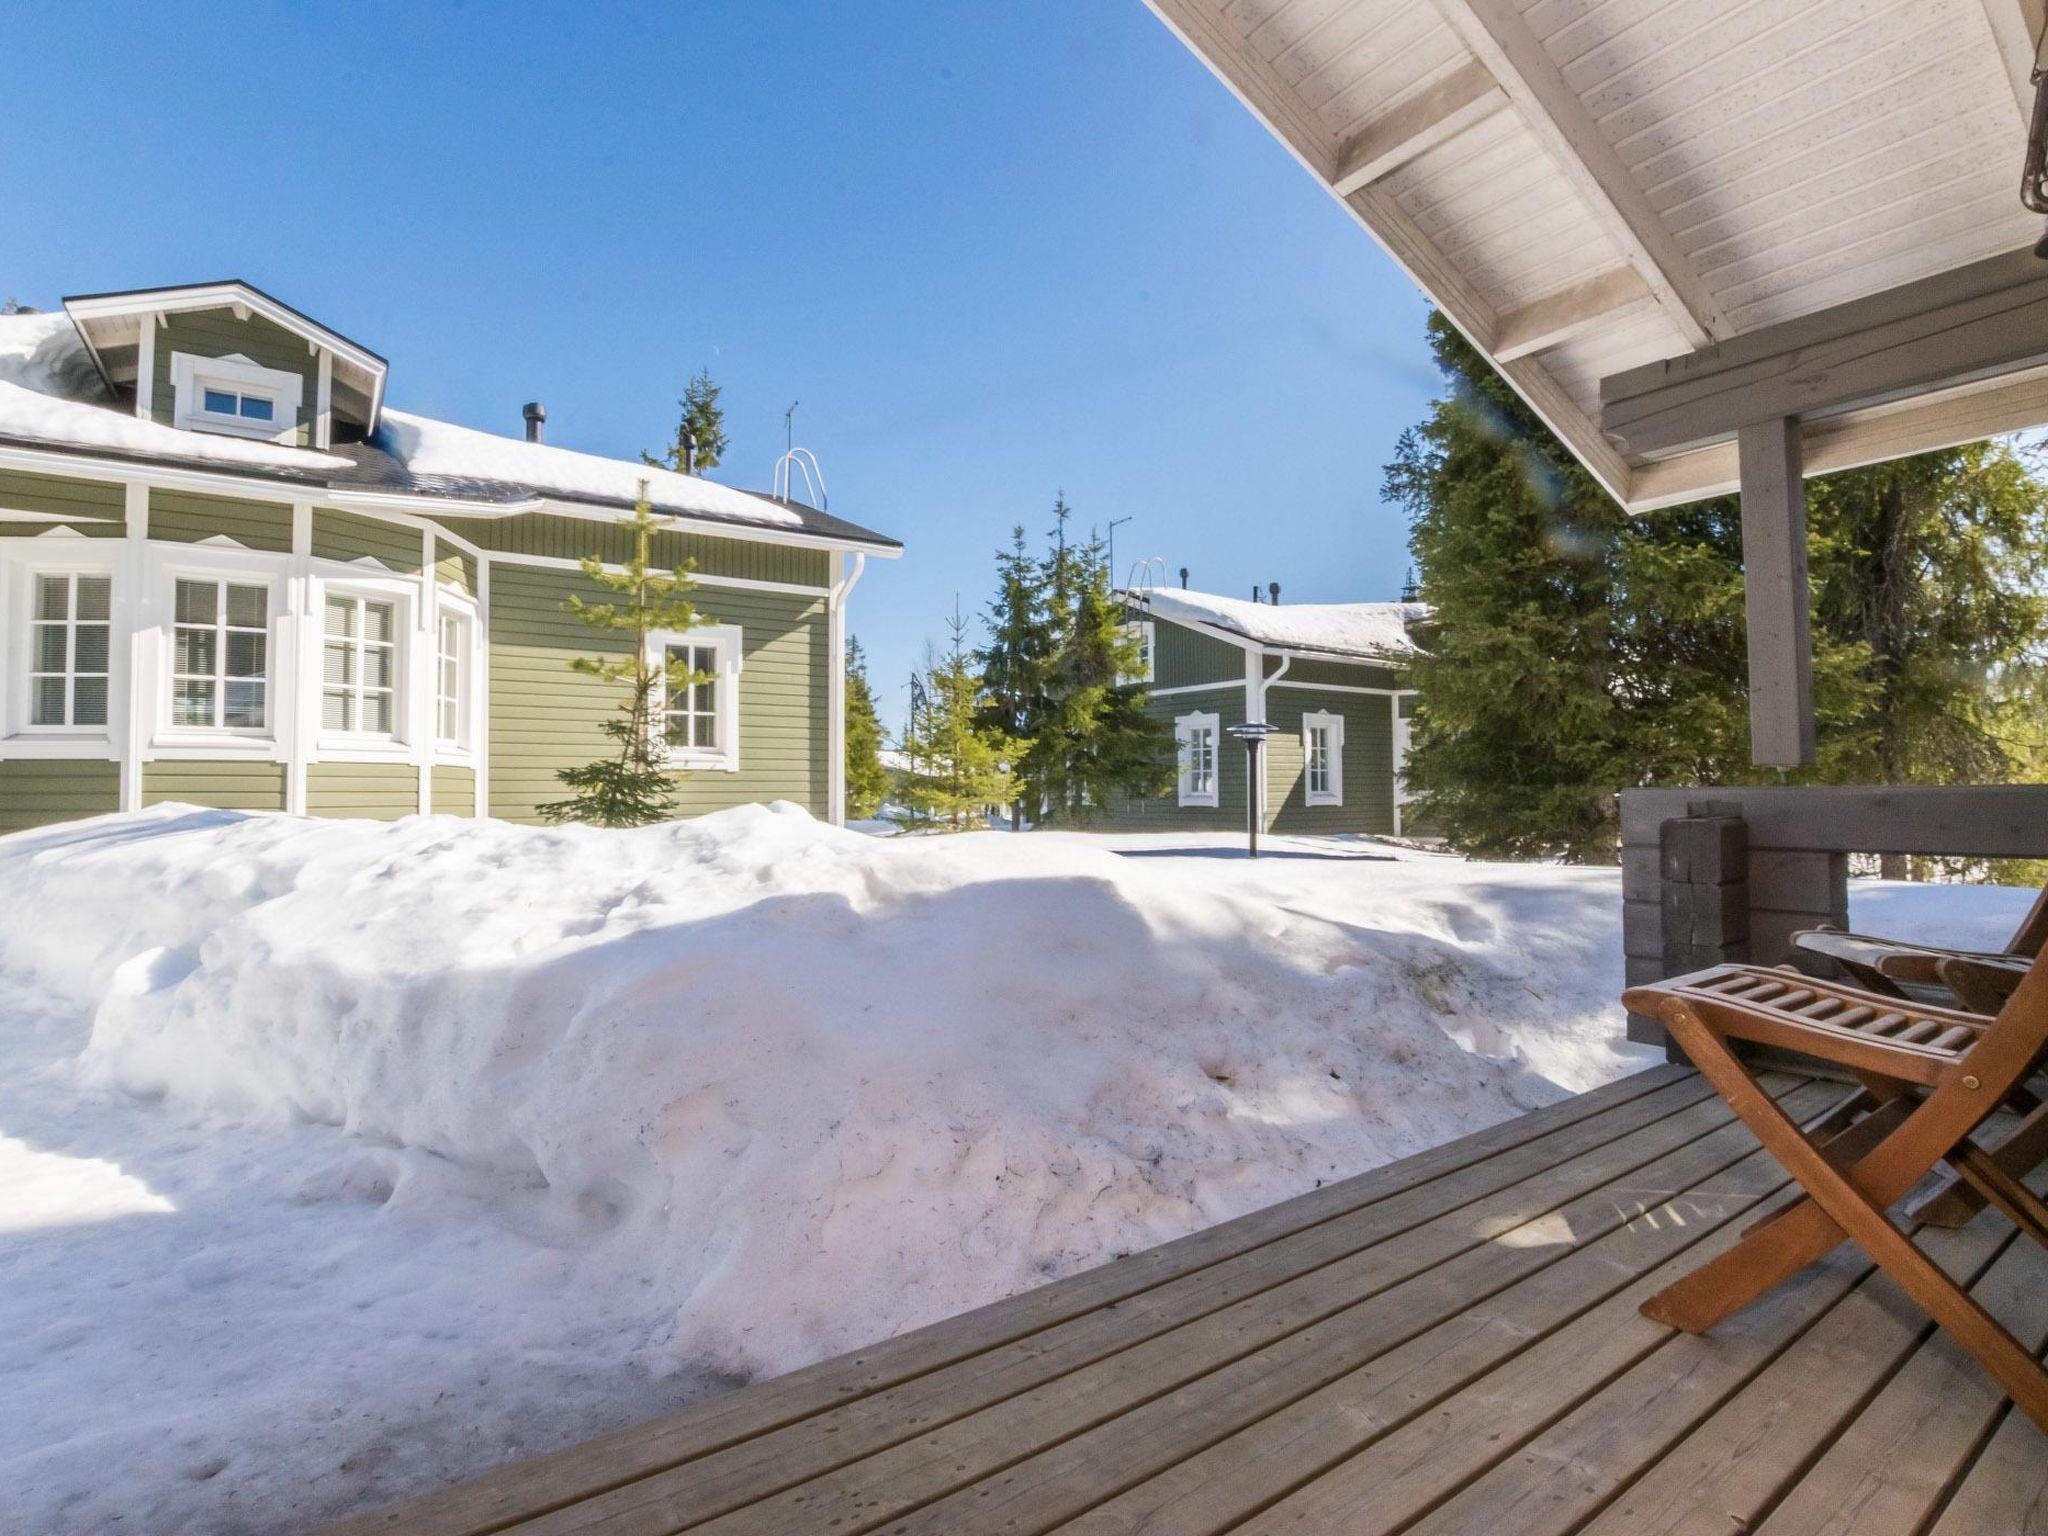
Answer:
538;486;711;827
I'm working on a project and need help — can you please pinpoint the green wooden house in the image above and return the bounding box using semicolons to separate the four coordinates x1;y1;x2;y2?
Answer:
0;281;899;833
1108;585;1425;837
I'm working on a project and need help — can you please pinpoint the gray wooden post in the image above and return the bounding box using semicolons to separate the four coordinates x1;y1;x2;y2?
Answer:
1738;417;1815;768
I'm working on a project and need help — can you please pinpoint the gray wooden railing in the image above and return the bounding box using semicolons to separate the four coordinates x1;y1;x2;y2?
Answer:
1619;785;2048;1050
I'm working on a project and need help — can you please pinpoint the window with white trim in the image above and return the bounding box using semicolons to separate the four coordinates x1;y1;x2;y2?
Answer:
647;623;741;770
1121;620;1155;684
172;577;269;730
28;573;112;728
435;609;472;749
1175;710;1219;808
1303;709;1344;807
170;351;303;442
322;593;399;736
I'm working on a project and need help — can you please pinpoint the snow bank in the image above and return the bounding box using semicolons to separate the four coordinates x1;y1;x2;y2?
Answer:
379;408;805;524
0;807;1653;1531
1132;585;1427;661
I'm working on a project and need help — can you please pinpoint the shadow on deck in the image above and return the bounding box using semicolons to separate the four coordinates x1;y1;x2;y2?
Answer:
313;1063;2047;1536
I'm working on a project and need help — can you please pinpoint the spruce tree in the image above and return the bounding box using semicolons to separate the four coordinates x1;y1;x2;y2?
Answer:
897;606;1015;831
643;367;728;474
1384;315;1631;860
1030;535;1171;825
844;635;889;821
1387;311;2048;861
538;488;710;827
977;524;1055;828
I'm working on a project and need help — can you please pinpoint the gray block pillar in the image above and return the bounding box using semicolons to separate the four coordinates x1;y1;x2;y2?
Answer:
1626;813;1748;1056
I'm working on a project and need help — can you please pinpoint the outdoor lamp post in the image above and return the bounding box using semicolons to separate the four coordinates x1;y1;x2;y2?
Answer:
1225;720;1281;859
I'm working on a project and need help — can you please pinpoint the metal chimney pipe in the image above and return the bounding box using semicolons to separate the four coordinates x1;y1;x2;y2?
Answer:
1251;584;1261;603
1179;567;1188;589
522;402;546;443
1268;581;1281;605
679;426;696;475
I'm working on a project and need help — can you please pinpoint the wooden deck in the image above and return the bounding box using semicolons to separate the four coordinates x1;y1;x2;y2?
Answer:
316;1063;2047;1536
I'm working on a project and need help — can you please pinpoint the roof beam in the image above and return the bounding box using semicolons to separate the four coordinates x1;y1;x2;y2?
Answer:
1602;246;2048;456
1429;0;1726;348
1143;0;1637;504
1977;0;2046;125
1331;60;1507;195
1493;265;1654;362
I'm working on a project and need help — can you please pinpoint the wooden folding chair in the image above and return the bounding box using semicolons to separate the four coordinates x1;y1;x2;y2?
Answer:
1625;955;2048;1431
1793;882;2048;1003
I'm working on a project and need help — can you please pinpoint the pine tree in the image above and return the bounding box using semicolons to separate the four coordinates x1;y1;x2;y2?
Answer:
844;635;889;821
538;488;710;827
976;525;1055;828
643;367;728;474
897;606;1015;831
1030;535;1171;825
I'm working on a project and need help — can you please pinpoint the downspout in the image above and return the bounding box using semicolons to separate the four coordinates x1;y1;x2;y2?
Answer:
1252;652;1290;836
827;551;867;826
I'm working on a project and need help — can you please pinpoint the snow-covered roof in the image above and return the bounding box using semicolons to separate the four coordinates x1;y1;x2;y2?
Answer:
1130;586;1427;663
0;307;899;550
377;409;805;528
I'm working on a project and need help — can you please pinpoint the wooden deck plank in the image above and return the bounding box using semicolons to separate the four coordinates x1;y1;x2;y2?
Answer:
1924;1402;2048;1535
307;1066;2047;1536
491;1073;1744;1536
1751;1225;2048;1536
569;1080;1792;1536
313;1064;1695;1536
1404;1203;2021;1536
874;1083;1844;1536
1026;1086;1834;1536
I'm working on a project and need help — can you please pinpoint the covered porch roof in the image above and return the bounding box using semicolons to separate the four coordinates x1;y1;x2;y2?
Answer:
1146;0;2048;767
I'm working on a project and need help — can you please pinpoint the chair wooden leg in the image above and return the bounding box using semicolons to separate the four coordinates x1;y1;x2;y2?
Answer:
1916;1099;2048;1229
1654;1007;2048;1430
1641;1007;1972;1336
1949;1140;2048;1246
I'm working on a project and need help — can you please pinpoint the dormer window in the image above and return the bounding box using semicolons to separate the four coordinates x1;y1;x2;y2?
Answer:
169;351;302;442
201;386;276;424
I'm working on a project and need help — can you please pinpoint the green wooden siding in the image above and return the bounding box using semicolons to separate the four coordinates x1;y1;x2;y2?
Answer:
149;310;319;446
1101;683;1250;833
434;540;477;594
148;489;293;552
312;509;424;572
305;762;419;820
431;764;476;816
487;564;829;823
0;468;124;537
1262;688;1398;835
141;761;287;812
435;515;830;587
0;759;119;833
1149;616;1245;688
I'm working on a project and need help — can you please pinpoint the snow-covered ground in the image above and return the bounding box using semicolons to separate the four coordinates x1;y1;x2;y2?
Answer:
0;808;2030;1534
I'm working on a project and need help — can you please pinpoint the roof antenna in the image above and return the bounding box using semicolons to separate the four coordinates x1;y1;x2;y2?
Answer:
772;400;828;509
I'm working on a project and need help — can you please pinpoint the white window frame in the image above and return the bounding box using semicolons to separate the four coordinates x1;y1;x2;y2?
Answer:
311;571;417;760
432;594;479;758
170;351;303;443
1;536;123;748
1175;709;1220;808
1303;708;1345;808
159;564;281;744
320;589;403;744
1121;620;1155;684
646;622;742;772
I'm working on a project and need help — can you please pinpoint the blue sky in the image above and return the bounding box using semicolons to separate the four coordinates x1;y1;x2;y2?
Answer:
2;2;1440;730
